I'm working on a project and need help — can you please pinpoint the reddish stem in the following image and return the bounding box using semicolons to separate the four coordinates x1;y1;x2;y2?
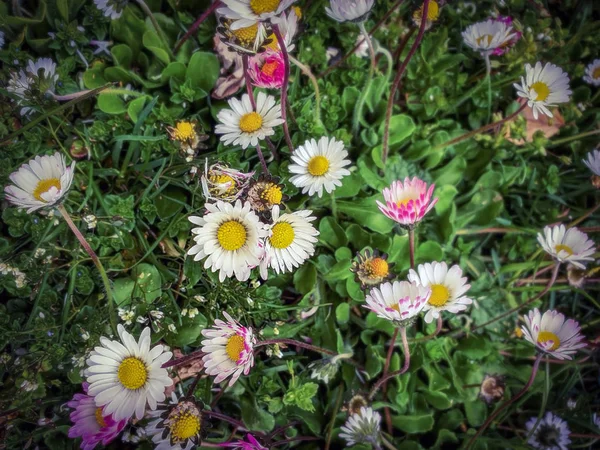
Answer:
409;228;415;269
381;327;399;433
369;327;410;400
175;1;221;52
255;338;336;356
162;349;205;368
272;24;295;153
242;55;257;109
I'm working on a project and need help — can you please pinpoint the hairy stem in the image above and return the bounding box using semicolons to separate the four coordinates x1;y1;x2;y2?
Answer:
256;338;336;356
369;327;410;400
272;24;295;153
174;1;221;52
408;228;416;269
353;22;377;135
484;53;492;122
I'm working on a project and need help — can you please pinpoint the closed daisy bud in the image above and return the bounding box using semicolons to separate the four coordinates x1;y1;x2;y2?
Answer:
376;177;438;229
525;412;571;450
4;152;75;213
479;374;505;404
537;224;595;269
350;249;395;290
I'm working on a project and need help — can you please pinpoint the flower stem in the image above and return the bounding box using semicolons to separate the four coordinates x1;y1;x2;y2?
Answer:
408;228;416;270
135;0;175;60
524;359;550;441
57;204;117;333
547;129;600;147
174;1;221;52
381;327;399;433
353;22;377;135
256;143;269;174
242;55;257;109
272;23;295;153
382;0;431;164
369;327;410;400
256;338;336;356
288;54;322;127
484;53;492;123
51;90;93;102
465;354;544;450
162;349;205;369
203;410;252;433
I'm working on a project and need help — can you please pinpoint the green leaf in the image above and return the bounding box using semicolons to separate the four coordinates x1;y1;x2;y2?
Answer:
456;336;493;360
283;382;318;412
391;414;434;434
56;0;69;21
423;390;453;410
319;216;348;248
336;303;350;325
154;187;187;219
127;96;149;123
293;263;316;295
241;398;275;432
186;51;220;95
98;92;127;115
111;44;133;69
465;400;487;427
337;197;395;234
416;241;443;264
143;30;170;65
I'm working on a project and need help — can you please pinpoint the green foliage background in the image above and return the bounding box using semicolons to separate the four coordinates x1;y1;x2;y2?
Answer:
0;0;599;449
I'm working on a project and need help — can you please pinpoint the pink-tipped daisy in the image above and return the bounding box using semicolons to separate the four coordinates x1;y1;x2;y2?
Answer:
248;51;285;89
220;434;268;449
521;309;587;360
364;280;431;327
376;177;438;228
201;312;256;387
67;382;128;450
537;224;596;269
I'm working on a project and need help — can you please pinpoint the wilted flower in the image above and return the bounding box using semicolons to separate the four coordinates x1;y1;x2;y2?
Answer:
201;162;253;203
583;59;600;87
326;0;374;23
525;412;571;450
244;175;287;217
217;19;271;55
339;406;381;447
537;224;595;269
213;35;245;99
479;374;505;404
168;121;209;160
350;249;395;290
308;353;351;384
7;58;59;116
566;264;586;289
376;177;438;229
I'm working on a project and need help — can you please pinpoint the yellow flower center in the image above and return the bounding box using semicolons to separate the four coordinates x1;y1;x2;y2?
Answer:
428;284;450;307
367;258;389;278
395;197;414;208
172;121;195;141
476;34;493;47
226;334;245;362
232;23;259;45
389;303;400;312
555;244;574;256
292;6;302;19
239;112;263;133
33;178;61;202
249;0;280;14
537;331;561;351
260;183;283;205
261;60;279;77
415;1;440;21
265;34;280;52
210;174;236;194
117;357;148;390
307;156;330;176
170;412;201;441
531;81;550;102
95;408;106;428
217;220;247;251
514;327;523;338
593;67;600;80
270;222;295;249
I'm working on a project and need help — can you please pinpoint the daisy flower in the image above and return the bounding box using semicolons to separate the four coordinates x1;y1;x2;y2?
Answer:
514;62;572;120
244;175;288;217
187;200;267;282
259;205;319;278
288;136;351;198
583;59;600;86
364;280;431;327
67;382;127;450
525;412;571;450
7;58;59;116
326;0;374;23
583;149;600;176
376;177;438;229
85;325;173;421
537;224;595;269
146;393;204;450
217;19;271;55
521;309;587;360
248;51;285;89
489;16;522;56
218;0;297;30
4;152;75;213
264;8;299;53
201;312;256;387
215;92;284;149
339;406;381;447
94;0;128;20
407;262;473;323
412;0;440;30
462;19;518;56
220;434;268;449
350;249;395;290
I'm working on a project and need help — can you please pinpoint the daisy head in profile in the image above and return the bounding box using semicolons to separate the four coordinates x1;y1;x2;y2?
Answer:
412;0;440;31
462;18;518;57
364;280;430;327
376;177;438;229
339;406;381;448
201;312;256;387
537;224;595;269
84;325;173;421
583;149;600;188
4;152;75;213
288;136;351;198
521;309;586;360
325;0;374;24
215;92;284;149
514;62;572;120
583;59;600;87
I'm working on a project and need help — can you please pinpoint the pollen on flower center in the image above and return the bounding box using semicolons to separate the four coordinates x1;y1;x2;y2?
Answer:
261;183;283;205
261;60;280;77
416;1;440;21
307;156;330;176
428;284;450;307
210;174;236;194
531;81;550;102
537;331;561;351
170;412;201;441
389;303;400;312
476;34;493;47
33;178;61;202
217;220;247;251
117;357;148;390
95;408;106;428
226;334;245;362
232;23;259;45
367;258;389;278
292;6;302;19
270;222;295;249
249;0;280;15
173;121;195;141
239;112;263;133
555;244;574;256
593;67;600;79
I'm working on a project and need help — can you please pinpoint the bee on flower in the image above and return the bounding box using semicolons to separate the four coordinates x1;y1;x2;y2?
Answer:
350;249;395;290
412;0;441;31
200;162;254;203
167;120;209;162
376;177;438;229
537;224;595;269
146;393;204;450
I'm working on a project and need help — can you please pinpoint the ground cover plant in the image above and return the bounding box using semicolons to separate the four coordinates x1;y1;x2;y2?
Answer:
1;0;600;449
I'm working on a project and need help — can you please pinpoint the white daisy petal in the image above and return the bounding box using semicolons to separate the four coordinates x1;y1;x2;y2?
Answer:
513;62;571;119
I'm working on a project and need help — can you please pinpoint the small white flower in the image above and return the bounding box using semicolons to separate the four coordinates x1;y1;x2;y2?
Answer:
85;325;173;421
20;380;39;392
215;92;284;149
150;310;164;320
289;136;351;198
34;248;46;258
4;152;75;214
187;308;199;318
7;58;59;116
408;262;472;323
218;0;297;30
187;200;267;282
168;324;177;333
94;0;128;20
521;309;587;360
90;40;113;56
364;280;430;326
583;59;600;86
259;206;319;278
201;312;256;387
118;308;135;325
583;149;600;176
326;0;374;23
326;47;340;63
461;19;517;55
83;214;97;229
339;406;381;447
526;412;571;450
537;224;595;269
81;331;90;341
514;62;572;120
